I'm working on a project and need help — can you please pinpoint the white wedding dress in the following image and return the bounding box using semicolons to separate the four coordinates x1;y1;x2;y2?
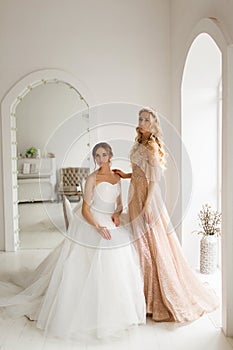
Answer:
0;181;146;340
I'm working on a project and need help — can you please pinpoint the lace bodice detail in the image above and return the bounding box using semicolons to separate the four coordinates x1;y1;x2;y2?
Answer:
91;182;121;214
130;143;160;183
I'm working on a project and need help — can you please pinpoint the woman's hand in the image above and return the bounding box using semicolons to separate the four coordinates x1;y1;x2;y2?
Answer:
96;225;112;240
111;213;120;227
143;204;155;226
112;169;130;179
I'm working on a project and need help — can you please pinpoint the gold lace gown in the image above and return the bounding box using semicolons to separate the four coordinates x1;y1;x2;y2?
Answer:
128;143;219;322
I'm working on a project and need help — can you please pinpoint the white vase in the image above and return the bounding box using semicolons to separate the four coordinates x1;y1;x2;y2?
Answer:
200;235;218;274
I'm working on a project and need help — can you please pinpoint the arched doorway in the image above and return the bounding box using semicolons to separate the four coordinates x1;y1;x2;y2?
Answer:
1;69;93;252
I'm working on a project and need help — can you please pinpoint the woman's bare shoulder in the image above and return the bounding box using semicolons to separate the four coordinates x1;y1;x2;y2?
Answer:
86;172;97;185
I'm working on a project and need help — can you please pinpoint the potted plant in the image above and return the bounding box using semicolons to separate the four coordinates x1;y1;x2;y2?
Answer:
196;204;221;274
25;146;38;158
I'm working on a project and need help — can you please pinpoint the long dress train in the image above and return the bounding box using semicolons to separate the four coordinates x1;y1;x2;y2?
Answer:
128;143;219;322
0;181;146;340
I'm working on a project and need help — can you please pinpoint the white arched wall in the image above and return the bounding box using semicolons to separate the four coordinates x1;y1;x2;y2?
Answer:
1;69;94;252
173;18;233;337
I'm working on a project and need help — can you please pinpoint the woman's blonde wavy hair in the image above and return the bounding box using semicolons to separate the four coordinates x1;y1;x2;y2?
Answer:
133;107;167;169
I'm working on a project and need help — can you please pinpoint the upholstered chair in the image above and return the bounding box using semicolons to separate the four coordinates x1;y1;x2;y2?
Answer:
57;167;89;201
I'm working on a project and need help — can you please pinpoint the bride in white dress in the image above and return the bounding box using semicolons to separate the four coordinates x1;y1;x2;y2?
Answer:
0;142;146;340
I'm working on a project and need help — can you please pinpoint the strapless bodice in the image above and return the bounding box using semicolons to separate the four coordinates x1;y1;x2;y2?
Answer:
91;182;120;214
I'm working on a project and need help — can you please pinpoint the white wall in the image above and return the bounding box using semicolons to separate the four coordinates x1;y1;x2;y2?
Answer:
0;0;171;250
0;0;171;115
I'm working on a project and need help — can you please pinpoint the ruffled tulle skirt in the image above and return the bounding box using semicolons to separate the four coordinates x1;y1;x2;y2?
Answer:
0;208;146;340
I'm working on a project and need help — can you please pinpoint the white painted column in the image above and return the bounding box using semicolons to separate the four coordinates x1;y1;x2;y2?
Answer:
222;44;233;337
0;115;6;250
1;105;16;251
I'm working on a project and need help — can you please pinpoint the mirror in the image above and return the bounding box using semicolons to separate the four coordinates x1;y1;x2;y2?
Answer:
15;81;89;249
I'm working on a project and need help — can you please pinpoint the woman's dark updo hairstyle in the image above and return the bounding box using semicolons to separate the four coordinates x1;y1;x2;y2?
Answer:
92;142;113;159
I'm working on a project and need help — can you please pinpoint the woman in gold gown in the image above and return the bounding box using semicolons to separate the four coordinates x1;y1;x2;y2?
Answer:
114;107;219;322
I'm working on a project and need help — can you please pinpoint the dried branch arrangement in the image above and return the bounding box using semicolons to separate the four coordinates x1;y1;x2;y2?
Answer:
197;204;221;236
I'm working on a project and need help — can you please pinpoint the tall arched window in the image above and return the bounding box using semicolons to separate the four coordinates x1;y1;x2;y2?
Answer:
181;33;222;270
